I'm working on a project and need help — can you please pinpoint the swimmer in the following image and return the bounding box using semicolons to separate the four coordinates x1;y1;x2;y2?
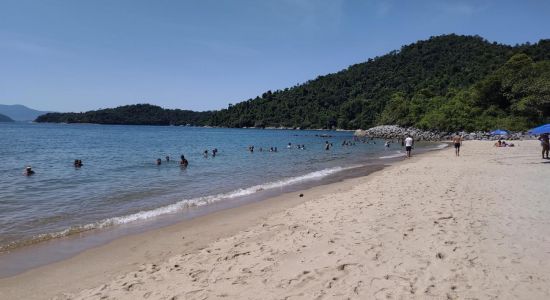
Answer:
75;159;83;168
204;150;209;158
25;166;35;176
165;155;170;162
180;155;189;168
325;141;330;151
156;158;162;165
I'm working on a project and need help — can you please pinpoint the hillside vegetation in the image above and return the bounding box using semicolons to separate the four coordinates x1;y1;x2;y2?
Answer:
36;104;212;126
36;34;550;131
0;113;14;122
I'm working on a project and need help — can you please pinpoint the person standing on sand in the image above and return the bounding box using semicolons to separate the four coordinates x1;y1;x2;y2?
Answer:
539;133;549;159
452;133;463;156
404;135;414;158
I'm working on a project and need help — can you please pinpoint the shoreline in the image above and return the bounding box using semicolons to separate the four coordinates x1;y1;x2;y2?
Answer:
0;142;443;278
0;154;414;299
3;140;548;299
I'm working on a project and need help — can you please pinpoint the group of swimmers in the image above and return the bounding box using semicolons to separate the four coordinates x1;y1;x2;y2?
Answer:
286;143;306;150
24;159;83;176
342;140;356;146
203;148;218;158
248;146;282;153
157;154;190;167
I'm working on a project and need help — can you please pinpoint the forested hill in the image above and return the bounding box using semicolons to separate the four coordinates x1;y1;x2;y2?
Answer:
36;34;550;131
209;34;550;131
36;104;213;126
0;113;14;122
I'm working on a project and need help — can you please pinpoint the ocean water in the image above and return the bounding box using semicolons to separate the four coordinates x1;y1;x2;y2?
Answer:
0;123;436;252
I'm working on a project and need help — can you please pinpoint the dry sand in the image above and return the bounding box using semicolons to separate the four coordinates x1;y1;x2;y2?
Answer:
1;140;549;299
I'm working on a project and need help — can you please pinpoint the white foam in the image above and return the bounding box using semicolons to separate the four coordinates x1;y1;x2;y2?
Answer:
379;152;405;159
45;166;359;236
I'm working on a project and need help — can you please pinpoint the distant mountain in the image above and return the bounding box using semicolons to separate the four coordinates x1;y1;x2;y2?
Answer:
0;113;14;122
0;104;51;121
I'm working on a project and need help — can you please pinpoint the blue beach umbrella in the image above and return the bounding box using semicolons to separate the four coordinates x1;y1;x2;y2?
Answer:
490;129;509;135
528;124;550;135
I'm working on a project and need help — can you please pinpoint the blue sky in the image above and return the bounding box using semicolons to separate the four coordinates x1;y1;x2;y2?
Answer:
1;0;549;112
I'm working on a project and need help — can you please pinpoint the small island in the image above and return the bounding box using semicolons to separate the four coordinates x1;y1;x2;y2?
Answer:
0;113;14;123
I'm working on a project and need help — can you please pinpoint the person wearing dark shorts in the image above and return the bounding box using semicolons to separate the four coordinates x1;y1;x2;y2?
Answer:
404;136;414;158
452;133;462;157
539;133;550;159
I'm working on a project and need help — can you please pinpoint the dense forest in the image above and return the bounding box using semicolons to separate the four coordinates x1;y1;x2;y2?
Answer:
0;113;14;122
36;34;550;131
36;104;213;126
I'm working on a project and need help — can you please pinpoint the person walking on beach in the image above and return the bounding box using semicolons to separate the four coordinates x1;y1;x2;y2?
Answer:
404;135;414;158
452;133;463;156
539;133;550;159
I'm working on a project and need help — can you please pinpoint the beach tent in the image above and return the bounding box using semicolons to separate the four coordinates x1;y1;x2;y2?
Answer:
528;124;550;135
490;129;509;135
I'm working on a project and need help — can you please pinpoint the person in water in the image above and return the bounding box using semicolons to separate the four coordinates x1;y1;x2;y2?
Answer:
156;158;162;165
24;166;35;176
74;159;83;168
203;150;209;158
165;156;170;162
325;141;330;151
212;148;218;157
180;155;189;167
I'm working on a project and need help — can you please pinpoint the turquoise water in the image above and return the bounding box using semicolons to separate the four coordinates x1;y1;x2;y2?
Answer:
0;123;427;251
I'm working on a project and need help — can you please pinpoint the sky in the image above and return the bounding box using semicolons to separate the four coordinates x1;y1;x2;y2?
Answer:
0;0;549;112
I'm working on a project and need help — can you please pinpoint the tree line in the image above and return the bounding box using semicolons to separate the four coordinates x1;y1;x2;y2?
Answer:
36;34;550;131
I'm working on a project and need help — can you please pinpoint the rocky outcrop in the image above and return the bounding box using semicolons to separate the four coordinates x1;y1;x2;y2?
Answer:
354;125;528;141
354;125;446;141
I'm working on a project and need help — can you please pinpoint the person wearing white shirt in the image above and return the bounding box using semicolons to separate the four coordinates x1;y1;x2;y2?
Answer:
405;136;414;158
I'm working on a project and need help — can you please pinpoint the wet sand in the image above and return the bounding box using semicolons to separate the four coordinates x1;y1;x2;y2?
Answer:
1;140;549;299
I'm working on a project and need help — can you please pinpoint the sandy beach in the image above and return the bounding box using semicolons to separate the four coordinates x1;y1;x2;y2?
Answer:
1;140;549;299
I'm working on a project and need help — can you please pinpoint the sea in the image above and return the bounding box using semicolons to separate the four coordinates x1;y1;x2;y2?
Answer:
0;122;445;275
